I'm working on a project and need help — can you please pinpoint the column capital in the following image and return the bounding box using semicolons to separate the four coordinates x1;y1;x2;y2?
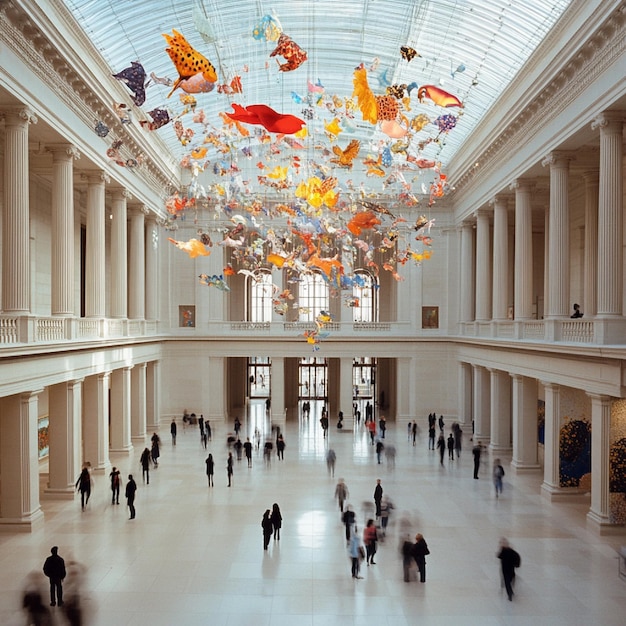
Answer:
1;106;38;125
129;205;147;217
586;392;612;403
509;179;535;193
591;111;625;132
111;188;132;201
541;151;575;169
489;194;510;209
540;381;559;391
47;144;81;161
473;207;491;220
81;170;111;185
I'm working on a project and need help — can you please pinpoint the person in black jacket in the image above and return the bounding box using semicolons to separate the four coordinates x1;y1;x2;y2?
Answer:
271;503;283;540
497;537;521;600
262;509;273;550
43;546;66;607
75;467;91;511
125;474;137;520
412;533;430;583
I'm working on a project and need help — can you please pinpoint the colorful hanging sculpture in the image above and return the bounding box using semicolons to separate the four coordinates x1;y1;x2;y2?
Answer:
400;46;419;62
198;274;230;291
112;61;146;106
168;237;211;258
417;85;463;108
139;108;170;131
252;14;282;41
225;103;305;134
347;211;381;236
269;33;307;71
330;139;360;168
163;29;218;98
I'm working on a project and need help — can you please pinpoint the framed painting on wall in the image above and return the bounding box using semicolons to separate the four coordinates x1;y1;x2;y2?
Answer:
179;305;196;328
422;306;439;329
38;416;49;459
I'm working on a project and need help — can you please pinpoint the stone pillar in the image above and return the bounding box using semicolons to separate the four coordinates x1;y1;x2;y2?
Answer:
46;379;83;498
110;189;130;318
586;394;612;530
146;360;161;431
541;382;561;499
145;216;159;320
131;363;147;442
270;356;286;426
474;209;491;321
489;369;511;452
110;367;133;453
1;107;37;313
0;391;44;530
82;372;111;473
128;207;146;319
340;356;355;430
84;172;109;318
207;357;226;423
583;171;599;318
458;362;472;428
472;365;490;443
459;221;475;322
511;375;540;472
49;145;80;316
592;113;623;318
491;196;509;321
511;180;534;320
542;152;572;318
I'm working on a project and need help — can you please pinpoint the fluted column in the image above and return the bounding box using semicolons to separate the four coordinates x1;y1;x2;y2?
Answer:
511;180;534;320
84;172;109;318
582;171;599;318
50;145;80;316
131;363;147;441
541;382;561;498
208;357;226;423
542;152;572;318
2;107;37;313
474;209;492;322
511;375;540;472
592;113;623;317
146;361;161;430
110;367;133;453
271;356;286;426
458;362;472;428
489;369;511;452
491;196;509;321
586;393;611;529
128;207;146;319
110;189;130;318
82;372;111;473
459;221;475;322
145;216;159;320
472;365;490;443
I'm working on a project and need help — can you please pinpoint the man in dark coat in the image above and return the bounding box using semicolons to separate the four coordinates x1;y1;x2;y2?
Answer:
125;474;137;519
43;546;66;606
374;479;383;518
497;537;521;600
473;442;482;479
412;533;430;583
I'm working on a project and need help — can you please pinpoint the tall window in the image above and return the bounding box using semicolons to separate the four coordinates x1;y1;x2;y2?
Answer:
246;270;273;322
298;271;329;321
353;270;377;322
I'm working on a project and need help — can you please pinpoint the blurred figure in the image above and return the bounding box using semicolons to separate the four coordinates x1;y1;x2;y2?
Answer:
385;444;396;469
342;505;356;542
109;466;121;505
271;503;283;540
326;448;336;477
374;479;383;518
436;434;445;465
227;452;234;486
276;434;286;460
205;453;214;487
367;419;376;444
140;447;151;484
334;478;349;513
447;433;455;460
454;425;463;458
428;423;435;449
150;433;160;467
62;560;92;626
170;418;177;445
497;537;521;600
75;467;91;512
401;534;415;582
473;442;482;479
363;519;378;565
349;525;364;579
206;420;212;441
22;571;52;625
42;546;66;607
125;474;137;520
493;458;505;497
376;439;384;464
379;496;393;538
413;533;430;582
379;416;386;438
244;437;253;467
262;509;273;550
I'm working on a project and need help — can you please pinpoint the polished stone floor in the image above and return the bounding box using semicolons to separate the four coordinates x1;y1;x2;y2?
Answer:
1;402;626;625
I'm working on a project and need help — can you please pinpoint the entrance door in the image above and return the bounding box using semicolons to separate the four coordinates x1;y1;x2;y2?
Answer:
299;357;328;401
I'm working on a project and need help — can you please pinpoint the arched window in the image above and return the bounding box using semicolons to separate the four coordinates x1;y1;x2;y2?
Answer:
353;270;377;322
298;271;329;321
246;269;273;322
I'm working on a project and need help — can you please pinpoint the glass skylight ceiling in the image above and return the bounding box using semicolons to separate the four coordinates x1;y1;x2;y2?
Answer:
62;0;572;193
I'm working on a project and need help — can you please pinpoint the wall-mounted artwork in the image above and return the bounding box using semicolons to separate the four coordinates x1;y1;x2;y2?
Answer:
422;306;439;329
38;416;49;459
179;305;195;328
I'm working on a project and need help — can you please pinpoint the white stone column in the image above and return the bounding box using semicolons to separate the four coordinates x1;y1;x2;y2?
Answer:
511;374;540;472
2;107;37;313
271;356;286;426
46;379;83;498
489;369;511;452
592;113;623;318
541;382;561;498
458;362;472;428
586;393;611;529
0;391;44;530
145;216;159;320
340;356;355;431
146;360;161;431
459;221;475;323
131;363;147;442
128;207;146;319
49;144;80;316
82;372;111;473
491;196;509;321
582;171;599;318
110;189;130;318
207;357;226;423
511;180;534;320
542;152;572;318
110;367;133;453
84;172;109;318
472;365;490;443
474;209;492;321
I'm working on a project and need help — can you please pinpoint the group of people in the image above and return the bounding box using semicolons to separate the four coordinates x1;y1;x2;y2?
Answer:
261;503;283;550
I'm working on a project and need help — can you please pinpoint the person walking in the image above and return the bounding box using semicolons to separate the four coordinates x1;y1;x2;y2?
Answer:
206;420;212;441
21;571;52;625
428;424;435;449
447;433;455;460
454;426;463;458
75;467;91;512
234;437;243;461
170;418;177;445
276;434;286;460
326;448;336;477
201;428;208;450
109;466;121;505
244;437;253;467
349;526;364;579
473;442;482;479
227;452;234;487
376;439;384;464
342;505;356;542
401;534;415;582
334;478;349;513
140;447;151;484
497;537;521;600
436;434;446;465
438;414;445;432
125;474;137;519
367;419;376;445
271;503;283;540
379;416;386;439
374;479;383;518
493;458;505;497
150;433;160;467
43;546;66;607
261;509;273;550
205;453;214;487
363;519;378;565
413;533;430;582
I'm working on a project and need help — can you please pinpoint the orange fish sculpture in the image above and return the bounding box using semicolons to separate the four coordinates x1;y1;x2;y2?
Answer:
168;237;211;258
417;85;463;108
163;30;218;98
347;211;381;236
